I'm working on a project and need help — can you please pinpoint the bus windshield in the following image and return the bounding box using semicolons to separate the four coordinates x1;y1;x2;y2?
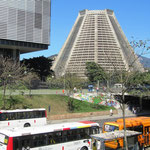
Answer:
0;134;8;145
104;124;119;132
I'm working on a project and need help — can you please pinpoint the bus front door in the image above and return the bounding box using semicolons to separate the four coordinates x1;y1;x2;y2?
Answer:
18;136;31;150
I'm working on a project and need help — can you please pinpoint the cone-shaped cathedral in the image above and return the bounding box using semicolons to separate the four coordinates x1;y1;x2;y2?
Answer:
52;9;144;78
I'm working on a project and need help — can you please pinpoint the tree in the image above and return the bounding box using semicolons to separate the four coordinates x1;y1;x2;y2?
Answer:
85;62;120;91
111;40;150;150
64;73;85;111
127;71;150;111
47;72;85;111
21;56;54;81
85;39;150;150
22;72;40;96
47;75;64;89
0;57;26;109
85;62;108;84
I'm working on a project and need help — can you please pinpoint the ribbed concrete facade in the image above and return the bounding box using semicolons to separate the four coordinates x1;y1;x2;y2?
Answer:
0;0;51;59
52;9;144;78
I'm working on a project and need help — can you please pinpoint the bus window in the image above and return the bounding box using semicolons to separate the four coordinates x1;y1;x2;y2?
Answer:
48;133;56;145
33;135;38;147
22;112;26;119
0;113;5;121
133;126;143;133
35;111;42;118
76;130;81;140
7;113;11;120
90;126;100;134
35;111;40;118
10;113;16;120
17;112;22;119
20;112;24;119
127;126;143;133
38;110;45;118
30;111;35;118
145;127;149;135
80;129;85;139
6;114;9;120
13;136;31;150
61;131;68;142
126;127;133;131
0;134;8;145
0;113;7;121
29;134;48;148
104;124;119;132
24;112;29;119
13;138;19;150
85;128;90;134
54;131;62;143
67;130;74;141
21;138;31;149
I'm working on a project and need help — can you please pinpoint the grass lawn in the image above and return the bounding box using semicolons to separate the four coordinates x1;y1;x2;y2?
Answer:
0;94;115;115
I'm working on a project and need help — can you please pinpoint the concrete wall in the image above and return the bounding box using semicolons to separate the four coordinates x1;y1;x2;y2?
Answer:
48;110;118;120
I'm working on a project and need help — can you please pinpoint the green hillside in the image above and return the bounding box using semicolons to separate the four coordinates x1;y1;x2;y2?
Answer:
0;94;114;115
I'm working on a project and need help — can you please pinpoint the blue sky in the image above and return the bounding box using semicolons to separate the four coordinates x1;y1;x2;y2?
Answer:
20;0;150;60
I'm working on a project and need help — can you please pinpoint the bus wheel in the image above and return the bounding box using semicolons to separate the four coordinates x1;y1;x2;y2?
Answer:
80;146;88;150
24;123;31;127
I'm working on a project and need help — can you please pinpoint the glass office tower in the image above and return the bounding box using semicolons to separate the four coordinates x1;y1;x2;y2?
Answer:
0;0;51;59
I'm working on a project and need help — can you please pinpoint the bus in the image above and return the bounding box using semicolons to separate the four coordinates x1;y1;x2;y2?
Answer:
0;108;47;128
0;121;100;150
103;116;150;149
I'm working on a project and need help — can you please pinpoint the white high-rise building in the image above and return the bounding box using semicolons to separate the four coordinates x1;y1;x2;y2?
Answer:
52;9;144;78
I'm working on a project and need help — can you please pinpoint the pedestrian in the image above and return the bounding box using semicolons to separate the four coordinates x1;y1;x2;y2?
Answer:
62;89;65;94
80;87;82;93
110;109;113;116
96;87;99;93
132;107;136;114
93;140;97;150
73;87;77;93
134;107;137;114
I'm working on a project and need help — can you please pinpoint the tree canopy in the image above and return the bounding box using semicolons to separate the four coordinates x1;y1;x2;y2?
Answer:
85;62;108;83
127;71;150;88
21;56;54;81
0;57;26;109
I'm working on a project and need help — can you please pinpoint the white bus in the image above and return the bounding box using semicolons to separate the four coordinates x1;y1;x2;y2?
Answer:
0;108;47;128
0;121;100;150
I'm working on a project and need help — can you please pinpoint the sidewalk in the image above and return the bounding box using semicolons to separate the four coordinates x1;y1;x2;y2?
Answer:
48;109;150;124
47;109;132;124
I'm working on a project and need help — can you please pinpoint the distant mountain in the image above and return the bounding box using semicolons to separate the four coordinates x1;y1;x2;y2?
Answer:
139;55;150;69
48;54;57;60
